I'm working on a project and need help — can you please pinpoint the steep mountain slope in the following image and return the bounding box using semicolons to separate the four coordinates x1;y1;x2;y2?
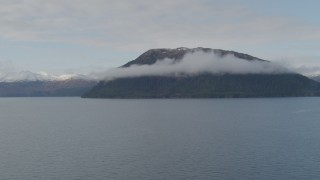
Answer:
83;47;320;98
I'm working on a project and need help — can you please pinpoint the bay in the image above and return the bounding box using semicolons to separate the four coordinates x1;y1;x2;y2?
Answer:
0;97;320;179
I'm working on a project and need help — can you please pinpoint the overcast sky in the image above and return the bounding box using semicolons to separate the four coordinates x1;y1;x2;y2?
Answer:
0;0;320;74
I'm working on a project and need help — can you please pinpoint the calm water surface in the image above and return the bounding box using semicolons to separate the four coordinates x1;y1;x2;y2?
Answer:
0;97;320;179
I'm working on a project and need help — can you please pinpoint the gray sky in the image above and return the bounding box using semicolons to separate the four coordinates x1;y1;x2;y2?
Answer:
0;0;320;75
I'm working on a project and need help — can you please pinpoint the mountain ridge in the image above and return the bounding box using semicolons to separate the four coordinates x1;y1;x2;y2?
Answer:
122;47;267;67
0;70;94;82
0;79;97;97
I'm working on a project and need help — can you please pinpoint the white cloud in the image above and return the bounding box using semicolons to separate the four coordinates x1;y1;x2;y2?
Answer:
99;51;290;81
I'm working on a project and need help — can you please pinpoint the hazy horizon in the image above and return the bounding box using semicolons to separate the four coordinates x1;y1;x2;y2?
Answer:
0;46;319;82
0;0;320;76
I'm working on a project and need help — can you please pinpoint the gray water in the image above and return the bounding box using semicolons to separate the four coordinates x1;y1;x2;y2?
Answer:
0;98;320;179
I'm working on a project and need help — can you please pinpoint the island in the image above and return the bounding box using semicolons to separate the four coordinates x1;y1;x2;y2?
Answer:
82;47;320;98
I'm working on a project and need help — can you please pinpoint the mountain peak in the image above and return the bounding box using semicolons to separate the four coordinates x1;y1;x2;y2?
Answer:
122;47;267;67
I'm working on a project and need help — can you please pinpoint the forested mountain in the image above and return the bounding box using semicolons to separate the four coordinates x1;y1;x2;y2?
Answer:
83;48;320;98
83;74;320;98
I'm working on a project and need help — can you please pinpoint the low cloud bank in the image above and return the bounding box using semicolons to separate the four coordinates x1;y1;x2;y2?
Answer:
101;51;291;81
291;66;320;76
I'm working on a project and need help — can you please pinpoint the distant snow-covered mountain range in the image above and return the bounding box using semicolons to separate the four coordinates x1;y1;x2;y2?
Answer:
0;70;94;82
0;70;98;97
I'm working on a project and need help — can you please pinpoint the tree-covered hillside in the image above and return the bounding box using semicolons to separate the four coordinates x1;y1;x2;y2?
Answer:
82;73;320;98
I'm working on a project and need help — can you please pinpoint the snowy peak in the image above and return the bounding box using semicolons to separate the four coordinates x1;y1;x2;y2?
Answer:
0;71;93;82
0;71;98;96
0;71;48;82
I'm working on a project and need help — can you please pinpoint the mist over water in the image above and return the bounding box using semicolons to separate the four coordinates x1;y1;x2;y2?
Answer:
101;51;291;81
